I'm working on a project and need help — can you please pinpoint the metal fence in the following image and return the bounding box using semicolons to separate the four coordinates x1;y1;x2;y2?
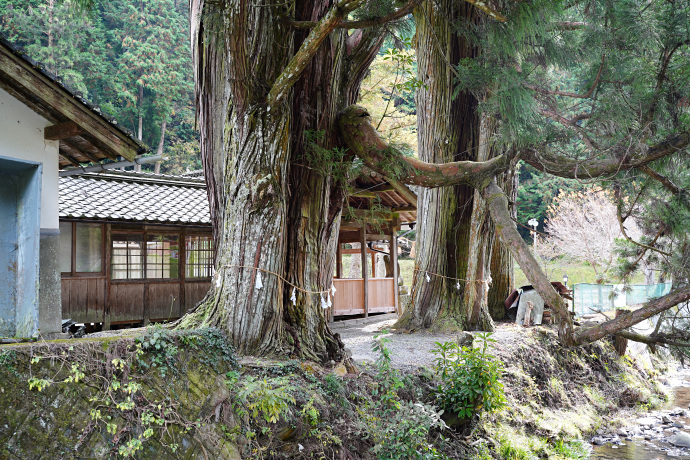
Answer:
572;282;672;315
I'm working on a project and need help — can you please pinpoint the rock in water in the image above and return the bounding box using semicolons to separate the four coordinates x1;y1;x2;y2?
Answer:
669;432;690;447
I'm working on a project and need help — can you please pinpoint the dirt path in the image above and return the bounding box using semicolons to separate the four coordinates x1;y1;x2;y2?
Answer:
330;313;525;372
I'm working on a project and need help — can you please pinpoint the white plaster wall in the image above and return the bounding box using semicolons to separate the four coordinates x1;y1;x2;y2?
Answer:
0;87;60;229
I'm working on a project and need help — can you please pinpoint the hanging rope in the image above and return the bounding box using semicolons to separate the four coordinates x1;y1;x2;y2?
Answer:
217;264;333;295
413;268;491;284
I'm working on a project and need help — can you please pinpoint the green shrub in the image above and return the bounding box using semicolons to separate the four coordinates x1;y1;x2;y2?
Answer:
368;401;447;460
431;333;506;419
360;330;448;459
228;374;296;424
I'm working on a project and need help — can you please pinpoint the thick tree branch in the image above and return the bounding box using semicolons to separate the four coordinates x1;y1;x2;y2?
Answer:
638;164;690;210
461;0;507;22
267;0;365;106
481;180;575;345
522;130;690;179
292;0;421;29
575;285;690;345
338;105;511;188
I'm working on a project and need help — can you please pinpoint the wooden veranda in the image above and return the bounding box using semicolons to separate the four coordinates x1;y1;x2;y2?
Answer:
328;170;417;320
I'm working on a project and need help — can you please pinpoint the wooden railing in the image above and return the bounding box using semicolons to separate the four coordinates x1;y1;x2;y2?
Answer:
331;278;396;316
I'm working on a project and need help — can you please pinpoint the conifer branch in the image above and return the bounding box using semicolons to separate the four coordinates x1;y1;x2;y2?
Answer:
613;185;671;257
521;130;690;179
526;56;604;99
637;164;690;210
537;108;598;152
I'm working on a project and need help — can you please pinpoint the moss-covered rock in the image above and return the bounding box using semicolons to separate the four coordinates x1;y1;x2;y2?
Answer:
0;329;240;459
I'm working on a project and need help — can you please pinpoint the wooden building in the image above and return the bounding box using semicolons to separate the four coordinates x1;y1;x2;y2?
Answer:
0;36;145;337
330;170;417;319
59;171;212;328
60;167;416;327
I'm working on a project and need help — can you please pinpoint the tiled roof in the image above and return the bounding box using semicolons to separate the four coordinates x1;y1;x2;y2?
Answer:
59;171;210;225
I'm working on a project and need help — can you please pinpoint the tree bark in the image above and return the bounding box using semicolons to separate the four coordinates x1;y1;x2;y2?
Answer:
339;106;573;344
181;0;385;360
395;0;493;332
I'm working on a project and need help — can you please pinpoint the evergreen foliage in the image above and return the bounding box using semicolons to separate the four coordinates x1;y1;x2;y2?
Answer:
1;0;199;174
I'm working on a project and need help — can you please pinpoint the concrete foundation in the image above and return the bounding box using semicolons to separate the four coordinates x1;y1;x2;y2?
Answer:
39;229;62;335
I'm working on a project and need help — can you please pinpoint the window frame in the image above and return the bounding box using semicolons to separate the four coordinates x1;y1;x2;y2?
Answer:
111;228;183;282
184;234;215;280
60;221;106;278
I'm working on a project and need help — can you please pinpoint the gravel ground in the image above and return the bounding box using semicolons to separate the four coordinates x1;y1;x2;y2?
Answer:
331;313;525;372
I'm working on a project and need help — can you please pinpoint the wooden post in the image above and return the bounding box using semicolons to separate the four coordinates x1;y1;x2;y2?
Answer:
180;228;186;318
336;239;342;279
104;224;112;331
360;227;369;318
391;224;400;316
371;253;376;278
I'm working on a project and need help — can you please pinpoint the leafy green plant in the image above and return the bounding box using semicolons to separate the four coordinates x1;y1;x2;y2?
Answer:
431;333;506;420
366;401;447;460
136;325;179;377
231;375;296;424
371;329;405;412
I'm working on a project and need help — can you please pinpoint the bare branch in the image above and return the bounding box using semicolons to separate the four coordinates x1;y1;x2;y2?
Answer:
638;164;690;210
575;285;690;345
615;330;690;348
521;130;690;179
461;0;507;22
537;108;597;152
268;0;364;106
291;0;421;29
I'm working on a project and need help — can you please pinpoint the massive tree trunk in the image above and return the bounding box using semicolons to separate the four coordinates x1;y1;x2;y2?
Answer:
284;19;384;358
396;0;494;332
180;0;384;360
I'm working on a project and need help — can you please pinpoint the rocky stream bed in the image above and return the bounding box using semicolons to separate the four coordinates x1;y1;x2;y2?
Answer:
592;372;690;459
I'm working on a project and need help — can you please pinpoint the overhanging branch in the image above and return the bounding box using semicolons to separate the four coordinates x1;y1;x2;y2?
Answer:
522;130;690;179
291;0;421;29
575;285;690;345
338;105;511;188
267;0;365;107
638;164;690;210
615;330;690;348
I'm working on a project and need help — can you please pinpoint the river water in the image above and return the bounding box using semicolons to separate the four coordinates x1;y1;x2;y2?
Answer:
591;375;690;459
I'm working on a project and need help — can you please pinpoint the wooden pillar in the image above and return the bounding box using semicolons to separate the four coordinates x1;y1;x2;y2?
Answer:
360;227;369;318
336;239;342;279
371;253;376;278
391;225;400;316
104;224;111;331
180;228;186;318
